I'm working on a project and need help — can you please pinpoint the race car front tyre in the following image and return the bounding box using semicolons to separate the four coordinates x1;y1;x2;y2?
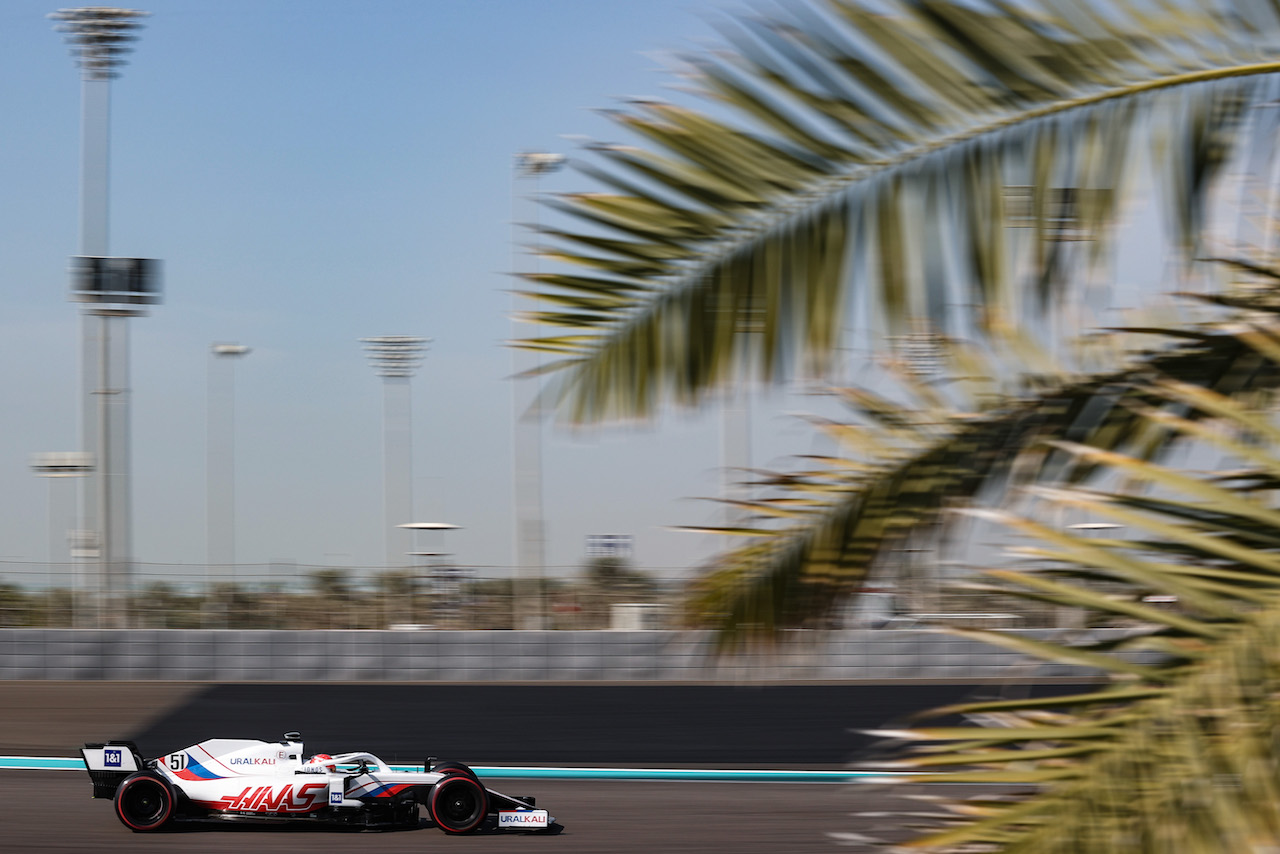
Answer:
429;760;479;780
113;772;176;832
428;773;489;834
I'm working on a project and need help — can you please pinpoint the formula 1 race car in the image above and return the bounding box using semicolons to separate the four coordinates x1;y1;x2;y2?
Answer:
81;733;555;834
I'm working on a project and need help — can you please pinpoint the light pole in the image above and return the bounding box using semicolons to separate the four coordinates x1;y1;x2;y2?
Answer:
29;451;93;626
401;522;462;628
512;150;564;630
51;7;159;628
207;343;250;584
362;336;428;572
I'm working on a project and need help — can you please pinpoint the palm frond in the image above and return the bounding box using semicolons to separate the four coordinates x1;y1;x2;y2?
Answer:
520;0;1280;421
880;386;1280;852
684;320;1280;644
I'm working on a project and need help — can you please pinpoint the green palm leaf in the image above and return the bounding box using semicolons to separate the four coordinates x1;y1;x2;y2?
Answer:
521;0;1280;421
878;387;1280;851
684;320;1280;644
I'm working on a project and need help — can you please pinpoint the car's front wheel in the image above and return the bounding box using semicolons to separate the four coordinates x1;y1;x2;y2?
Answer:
428;773;488;834
113;772;176;832
429;760;478;780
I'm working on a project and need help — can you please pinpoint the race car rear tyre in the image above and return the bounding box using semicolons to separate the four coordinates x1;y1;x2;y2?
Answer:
428;773;489;834
113;772;176;832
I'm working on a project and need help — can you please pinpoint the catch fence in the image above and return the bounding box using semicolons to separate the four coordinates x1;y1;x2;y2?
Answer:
0;560;1107;631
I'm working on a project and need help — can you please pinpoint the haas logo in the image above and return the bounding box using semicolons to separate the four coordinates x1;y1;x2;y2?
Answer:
215;782;328;813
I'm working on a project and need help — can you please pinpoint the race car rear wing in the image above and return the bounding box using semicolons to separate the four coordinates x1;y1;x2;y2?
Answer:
82;741;147;799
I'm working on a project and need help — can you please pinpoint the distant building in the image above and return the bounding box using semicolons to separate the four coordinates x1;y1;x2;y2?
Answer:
585;534;633;559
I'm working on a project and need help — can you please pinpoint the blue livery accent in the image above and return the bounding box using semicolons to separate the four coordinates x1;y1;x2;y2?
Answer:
182;755;225;780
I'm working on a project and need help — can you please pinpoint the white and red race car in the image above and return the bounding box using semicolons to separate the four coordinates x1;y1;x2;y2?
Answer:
81;732;554;834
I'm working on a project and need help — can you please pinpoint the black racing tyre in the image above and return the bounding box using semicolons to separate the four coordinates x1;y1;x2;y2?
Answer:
429;760;478;780
428;773;489;834
113;772;176;832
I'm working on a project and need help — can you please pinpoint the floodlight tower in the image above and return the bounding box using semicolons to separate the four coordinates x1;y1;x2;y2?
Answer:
362;336;429;571
207;344;251;579
30;451;93;626
512;150;564;630
51;7;160;628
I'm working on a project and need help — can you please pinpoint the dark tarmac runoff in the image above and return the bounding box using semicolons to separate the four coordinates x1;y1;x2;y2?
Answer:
0;680;1076;763
1;681;1059;851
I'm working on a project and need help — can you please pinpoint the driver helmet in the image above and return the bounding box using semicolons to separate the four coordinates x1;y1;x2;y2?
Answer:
308;753;336;772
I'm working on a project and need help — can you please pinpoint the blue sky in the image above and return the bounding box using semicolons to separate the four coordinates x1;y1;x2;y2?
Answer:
0;0;837;586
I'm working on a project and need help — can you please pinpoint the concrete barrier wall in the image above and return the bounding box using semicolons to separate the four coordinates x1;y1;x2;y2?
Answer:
0;628;1132;681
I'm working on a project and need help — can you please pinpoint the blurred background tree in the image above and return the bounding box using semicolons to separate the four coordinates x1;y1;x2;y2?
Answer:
575;554;661;629
0;583;32;627
583;554;653;595
302;568;355;629
374;569;420;627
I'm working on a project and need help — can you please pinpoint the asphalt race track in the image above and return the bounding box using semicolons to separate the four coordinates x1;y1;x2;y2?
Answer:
94;681;1085;765
2;681;1088;763
9;770;951;852
1;682;1053;850
130;682;961;766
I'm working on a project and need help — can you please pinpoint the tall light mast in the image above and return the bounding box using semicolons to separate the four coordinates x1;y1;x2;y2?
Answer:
50;7;161;627
208;343;251;578
511;151;564;630
362;336;428;571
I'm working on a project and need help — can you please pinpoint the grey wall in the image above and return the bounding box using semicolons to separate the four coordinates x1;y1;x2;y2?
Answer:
0;628;1128;681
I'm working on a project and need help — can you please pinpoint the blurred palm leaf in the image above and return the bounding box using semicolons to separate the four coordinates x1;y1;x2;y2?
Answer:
519;0;1280;421
516;0;1280;648
870;380;1280;852
684;317;1280;644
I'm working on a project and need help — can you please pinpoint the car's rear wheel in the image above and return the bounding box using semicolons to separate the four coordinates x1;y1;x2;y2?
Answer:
113;772;175;832
428;773;488;834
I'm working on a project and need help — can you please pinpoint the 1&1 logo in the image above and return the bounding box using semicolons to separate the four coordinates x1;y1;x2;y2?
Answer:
104;749;122;768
